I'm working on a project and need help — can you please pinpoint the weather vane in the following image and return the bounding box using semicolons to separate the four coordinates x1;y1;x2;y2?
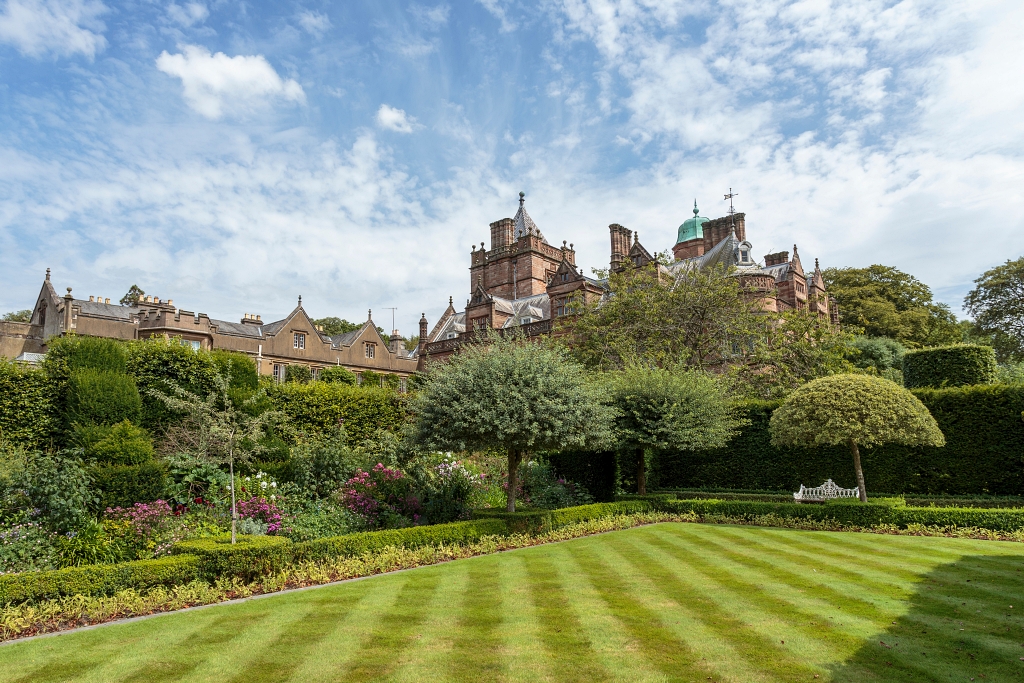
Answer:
724;187;739;232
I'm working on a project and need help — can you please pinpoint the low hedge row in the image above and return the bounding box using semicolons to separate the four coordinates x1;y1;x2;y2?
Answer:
171;535;292;582
473;501;654;534
657;498;1024;531
650;489;1024;508
0;554;202;605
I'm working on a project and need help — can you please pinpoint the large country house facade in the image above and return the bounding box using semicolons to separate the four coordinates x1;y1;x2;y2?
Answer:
419;194;837;364
0;272;419;387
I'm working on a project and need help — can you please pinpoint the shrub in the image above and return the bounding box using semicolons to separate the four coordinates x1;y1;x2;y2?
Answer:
88;461;168;512
903;344;997;388
291;518;508;562
266;381;406;444
66;368;142;427
320;366;357;385
236;496;284;534
340;464;421;529
472;500;651;534
519;460;593;509
171;535;292;581
43;335;127;377
290;428;358;498
654;385;1024;495
0;522;60;574
21;451;95;533
75;420;154;465
359;370;383;388
419;456;475;524
125;338;219;430
55;520;117;568
0;360;54;451
0;554;203;605
284;365;311;384
546;450;618;502
211;350;258;390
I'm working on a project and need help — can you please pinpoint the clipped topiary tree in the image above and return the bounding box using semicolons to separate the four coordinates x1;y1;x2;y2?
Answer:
902;344;997;388
411;334;612;511
66;368;142;427
769;374;945;501
605;365;746;494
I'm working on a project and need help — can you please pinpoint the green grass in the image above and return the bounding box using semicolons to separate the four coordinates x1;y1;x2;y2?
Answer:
1;523;1023;682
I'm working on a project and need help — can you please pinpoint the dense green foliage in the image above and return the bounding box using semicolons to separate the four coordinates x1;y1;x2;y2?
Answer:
267;381;406;444
902;344;997;388
546;450;618;502
210;350;258;390
66;369;143;427
75;421;155;465
822;264;961;347
87;461;168;512
0;360;54;450
13;451;96;533
292;518;507;562
0;554;202;604
654;385;1024;495
319;365;357;385
411;334;611;510
284;364;312;384
963;255;1024;362
1;310;31;322
848;336;906;383
125;338;220;429
171;535;292;581
770;374;944;449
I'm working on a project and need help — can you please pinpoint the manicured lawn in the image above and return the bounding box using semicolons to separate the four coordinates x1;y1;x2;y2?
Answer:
1;523;1023;682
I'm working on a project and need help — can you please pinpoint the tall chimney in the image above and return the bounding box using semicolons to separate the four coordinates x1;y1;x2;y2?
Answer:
489;218;514;250
609;224;632;271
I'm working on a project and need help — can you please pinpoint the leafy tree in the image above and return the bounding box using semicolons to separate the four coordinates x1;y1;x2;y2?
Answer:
120;285;145;307
404;335;420;351
561;263;759;371
822;265;959;347
605;366;746;494
314;317;387;338
410;334;612;511
963;256;1024;362
2;310;31;322
849;336;906;374
769;374;945;501
152;367;285;543
284;365;312;384
320;365;357;385
731;308;856;399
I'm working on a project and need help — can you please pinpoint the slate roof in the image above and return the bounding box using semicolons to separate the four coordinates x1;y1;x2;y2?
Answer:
73;299;138;320
211;320;264;338
513;204;545;242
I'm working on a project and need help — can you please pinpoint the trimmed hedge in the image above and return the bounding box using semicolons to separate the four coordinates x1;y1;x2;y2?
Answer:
66;368;142;427
88;461;168;512
0;554;202;605
656;498;1024;532
473;501;655;534
903;344;997;388
125;338;220;430
0;359;54;450
266;382;407;444
653;385;1024;495
546;450;619;502
292;518;508;563
171;535;292;581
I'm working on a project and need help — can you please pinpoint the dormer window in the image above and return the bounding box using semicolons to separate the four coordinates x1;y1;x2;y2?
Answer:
293;332;305;349
365;342;376;358
520;317;533;325
740;249;749;262
560;272;569;283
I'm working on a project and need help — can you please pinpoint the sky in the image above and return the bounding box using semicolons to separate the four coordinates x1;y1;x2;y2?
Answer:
1;0;1022;337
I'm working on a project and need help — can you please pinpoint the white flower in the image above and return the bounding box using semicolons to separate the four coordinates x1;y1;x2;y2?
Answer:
270;495;276;501
260;481;268;489
271;482;277;488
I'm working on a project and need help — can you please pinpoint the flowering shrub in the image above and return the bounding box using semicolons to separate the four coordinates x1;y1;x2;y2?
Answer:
239;472;279;502
421;455;476;524
515;461;594;510
0;522;59;574
104;499;224;559
236;496;285;534
341;464;421;529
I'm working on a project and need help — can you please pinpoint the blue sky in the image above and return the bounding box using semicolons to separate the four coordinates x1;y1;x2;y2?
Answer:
1;0;1022;336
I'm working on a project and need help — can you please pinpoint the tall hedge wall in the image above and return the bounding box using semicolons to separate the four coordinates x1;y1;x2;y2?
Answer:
0;360;54;450
266;382;407;444
903;344;997;388
652;385;1024;495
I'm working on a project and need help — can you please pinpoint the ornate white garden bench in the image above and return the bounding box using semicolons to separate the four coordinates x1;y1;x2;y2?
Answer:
793;479;859;503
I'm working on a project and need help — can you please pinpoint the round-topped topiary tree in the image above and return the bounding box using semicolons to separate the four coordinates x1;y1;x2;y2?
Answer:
769;374;945;502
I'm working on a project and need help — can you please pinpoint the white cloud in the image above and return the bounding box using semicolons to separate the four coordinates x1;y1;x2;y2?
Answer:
155;45;306;119
0;0;106;58
476;0;513;33
166;2;208;27
376;104;420;133
296;9;330;38
410;4;450;30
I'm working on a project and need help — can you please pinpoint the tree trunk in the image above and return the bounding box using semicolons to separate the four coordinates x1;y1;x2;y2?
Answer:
849;439;867;502
637;447;647;496
229;456;237;544
506;448;522;512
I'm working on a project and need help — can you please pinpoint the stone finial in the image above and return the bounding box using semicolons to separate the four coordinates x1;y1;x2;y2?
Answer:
562;240;567;249
519;191;525;208
472;244;476;252
570;243;573;249
367;308;372;320
298;295;302;306
45;268;50;281
815;258;820;270
449;296;453;307
66;287;72;297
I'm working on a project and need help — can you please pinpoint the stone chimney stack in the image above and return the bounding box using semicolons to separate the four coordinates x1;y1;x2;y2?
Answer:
609;224;632;271
764;250;790;267
390;330;402;354
489;218;514;250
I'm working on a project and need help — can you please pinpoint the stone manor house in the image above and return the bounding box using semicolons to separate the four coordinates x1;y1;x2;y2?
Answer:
0;193;834;380
419;193;837;363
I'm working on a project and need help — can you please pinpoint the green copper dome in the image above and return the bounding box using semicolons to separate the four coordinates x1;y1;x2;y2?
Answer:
677;200;709;244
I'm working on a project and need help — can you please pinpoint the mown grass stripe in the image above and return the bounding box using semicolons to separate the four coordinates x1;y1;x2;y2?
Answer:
542;541;671;682
604;530;829;682
521;551;610;682
564;539;721;682
444;556;507;683
319;570;442;682
703;526;925;598
658;526;897;626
